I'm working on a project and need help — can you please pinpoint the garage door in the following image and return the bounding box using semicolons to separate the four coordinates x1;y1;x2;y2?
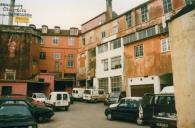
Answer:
131;84;154;97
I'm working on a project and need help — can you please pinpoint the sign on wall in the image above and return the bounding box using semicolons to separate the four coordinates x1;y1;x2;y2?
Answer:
14;16;29;23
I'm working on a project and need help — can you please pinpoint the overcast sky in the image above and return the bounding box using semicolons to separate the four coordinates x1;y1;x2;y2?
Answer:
0;0;147;29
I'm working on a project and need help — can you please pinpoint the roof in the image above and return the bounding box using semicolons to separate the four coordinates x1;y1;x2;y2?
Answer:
122;97;142;101
40;29;81;36
170;4;195;21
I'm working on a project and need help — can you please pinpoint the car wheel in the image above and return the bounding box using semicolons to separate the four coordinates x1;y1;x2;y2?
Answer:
65;106;69;111
38;116;44;122
107;113;112;120
136;117;144;125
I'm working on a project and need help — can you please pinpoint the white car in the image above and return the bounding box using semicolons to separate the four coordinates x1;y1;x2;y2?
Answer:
72;88;85;100
32;93;46;103
45;92;70;111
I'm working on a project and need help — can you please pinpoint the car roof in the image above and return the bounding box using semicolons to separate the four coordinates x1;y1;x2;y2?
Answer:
0;103;27;107
50;91;69;94
121;97;142;101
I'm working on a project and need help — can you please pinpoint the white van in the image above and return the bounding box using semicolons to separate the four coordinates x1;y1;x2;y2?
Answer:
32;93;46;103
45;92;70;111
72;88;85;100
83;89;106;102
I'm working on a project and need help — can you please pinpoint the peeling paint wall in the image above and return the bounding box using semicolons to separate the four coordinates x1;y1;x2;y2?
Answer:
0;26;41;80
169;9;195;128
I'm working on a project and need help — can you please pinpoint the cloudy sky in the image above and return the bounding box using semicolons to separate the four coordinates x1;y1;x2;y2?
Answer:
0;0;147;29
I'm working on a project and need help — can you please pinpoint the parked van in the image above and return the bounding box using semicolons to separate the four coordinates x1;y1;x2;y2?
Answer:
136;86;175;125
83;89;106;102
45;92;70;111
32;93;46;103
72;88;85;100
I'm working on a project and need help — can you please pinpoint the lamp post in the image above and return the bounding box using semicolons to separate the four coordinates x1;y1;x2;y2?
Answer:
8;0;15;25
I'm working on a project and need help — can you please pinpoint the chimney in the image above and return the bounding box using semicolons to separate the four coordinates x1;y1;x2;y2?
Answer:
8;0;15;25
106;0;112;21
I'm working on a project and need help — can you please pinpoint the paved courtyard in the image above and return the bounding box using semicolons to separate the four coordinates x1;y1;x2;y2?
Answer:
39;102;149;128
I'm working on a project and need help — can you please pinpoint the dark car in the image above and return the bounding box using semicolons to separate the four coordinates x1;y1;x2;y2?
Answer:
104;91;126;106
149;94;176;128
0;104;38;128
137;93;176;126
104;92;120;106
0;96;54;122
104;97;142;122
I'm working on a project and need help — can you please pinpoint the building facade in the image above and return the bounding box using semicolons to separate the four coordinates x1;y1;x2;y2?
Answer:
39;25;80;92
77;0;191;95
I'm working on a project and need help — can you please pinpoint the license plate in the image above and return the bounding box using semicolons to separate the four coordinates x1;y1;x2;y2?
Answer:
156;123;168;128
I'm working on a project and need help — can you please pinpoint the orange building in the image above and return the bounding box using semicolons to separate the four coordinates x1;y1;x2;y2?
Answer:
77;0;191;96
39;25;80;92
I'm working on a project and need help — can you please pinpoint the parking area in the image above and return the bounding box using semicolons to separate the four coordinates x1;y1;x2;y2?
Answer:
39;102;149;128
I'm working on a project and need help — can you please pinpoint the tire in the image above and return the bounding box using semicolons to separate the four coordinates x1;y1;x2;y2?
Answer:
37;116;44;122
107;113;112;120
65;106;69;111
136;117;144;125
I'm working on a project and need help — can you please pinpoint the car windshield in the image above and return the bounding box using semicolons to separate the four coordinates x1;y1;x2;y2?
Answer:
36;93;46;98
84;90;91;94
110;93;120;98
0;106;31;117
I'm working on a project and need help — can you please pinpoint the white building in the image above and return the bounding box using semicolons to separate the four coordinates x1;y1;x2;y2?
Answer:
94;35;124;94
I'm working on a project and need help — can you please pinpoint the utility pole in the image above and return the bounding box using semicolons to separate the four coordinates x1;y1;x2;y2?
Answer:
8;0;15;25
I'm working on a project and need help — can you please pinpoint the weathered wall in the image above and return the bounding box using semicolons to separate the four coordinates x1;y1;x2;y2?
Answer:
0;25;41;80
124;36;172;77
0;81;27;95
169;9;195;128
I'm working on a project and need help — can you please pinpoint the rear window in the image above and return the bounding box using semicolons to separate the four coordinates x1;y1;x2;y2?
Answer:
57;94;62;100
1;101;28;106
84;90;91;94
98;90;104;95
0;106;31;116
63;94;68;100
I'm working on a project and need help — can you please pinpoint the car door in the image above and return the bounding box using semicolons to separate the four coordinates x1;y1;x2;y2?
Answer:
112;99;128;119
126;101;139;120
56;93;62;106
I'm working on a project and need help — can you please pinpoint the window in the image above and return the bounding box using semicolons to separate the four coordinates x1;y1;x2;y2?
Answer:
102;59;108;71
82;35;85;46
161;38;170;52
70;28;78;36
5;69;16;80
112;20;118;34
40;36;45;45
138;26;156;40
52;36;59;44
134;44;144;58
67;54;74;67
57;94;62;100
163;0;172;14
53;53;61;59
98;43;108;54
101;31;106;39
123;33;137;44
99;78;108;93
125;12;131;28
39;52;46;60
111;76;122;93
68;37;75;46
110;39;121;50
185;0;193;5
63;94;68;100
89;31;94;43
141;5;148;22
111;56;121;69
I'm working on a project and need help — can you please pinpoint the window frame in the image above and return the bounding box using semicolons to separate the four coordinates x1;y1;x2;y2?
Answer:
134;44;144;58
141;5;148;23
125;12;132;28
111;56;122;70
161;38;171;53
52;36;59;45
163;0;173;14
